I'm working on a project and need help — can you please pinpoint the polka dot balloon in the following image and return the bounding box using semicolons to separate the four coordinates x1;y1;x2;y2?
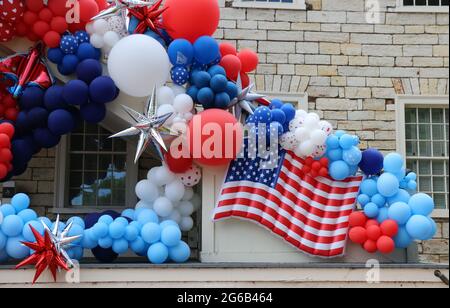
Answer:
178;165;202;187
171;67;189;86
60;35;79;54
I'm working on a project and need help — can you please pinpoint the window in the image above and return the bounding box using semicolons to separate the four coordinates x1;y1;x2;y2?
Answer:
396;96;449;218
233;0;306;10
394;0;449;12
54;122;138;214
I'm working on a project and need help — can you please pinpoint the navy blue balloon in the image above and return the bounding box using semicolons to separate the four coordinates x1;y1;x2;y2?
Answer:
281;103;296;123
171;66;189;85
214;92;231;109
11;139;34;166
210;74;228;93
193;71;211;88
23;135;41;154
168;39;194;66
193;36;220;65
48;109;75;136
60;54;79;75
19;87;44;110
62;80;89;105
47;48;64;64
270;99;283;109
225;82;238;100
253;106;272;125
60;35;79;54
76;42;97;61
89;76;117;104
186;86;199;101
93;48;101;60
271;109;287;125
33;128;61;148
15;111;30;135
191;61;208;71
75;31;90;44
80;103;106;123
197;87;215;108
44;85;67;111
12;163;28;177
207;65;226;77
359;148;384;176
76;59;102;85
28;107;48;129
91;246;118;263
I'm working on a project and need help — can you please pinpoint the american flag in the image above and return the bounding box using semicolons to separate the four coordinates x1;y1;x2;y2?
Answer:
213;145;363;258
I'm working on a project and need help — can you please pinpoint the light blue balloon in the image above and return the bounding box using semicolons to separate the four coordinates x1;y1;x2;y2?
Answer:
364;202;379;218
22;221;45;242
85;228;98;242
68;224;84;244
39;217;52;228
394;227;413;248
377;173;399;197
67;216;85;229
342;146;362;166
115;217;129;227
388;202;412;225
406;215;433;240
424;217;437;240
160;220;179;230
6;236;29;259
371;194;386;208
11;193;30;213
405;172;417;181
376;207;389;223
130;236;146;254
327;148;343;161
387;189;411;205
98;236;113;249
82;230;98;249
349;164;359;176
67;247;84;260
52;221;66;232
141;223;161;244
121;209;135;220
326;135;340;149
129;221;143;231
169;241;191;263
112;239;129;254
329;160;350;181
407;181;417;191
360;178;378;197
0;231;6;251
339;134;354;150
335;130;346;138
384;153;404;173
393;168;406;181
109;221;126;239
137;209;159;225
17;209;37;223
408;193;434;216
161;225;182;247
1;215;24;237
0;204;15;217
125;225;139;242
357;194;370;207
147;242;169;264
98;215;114;225
92;222;109;239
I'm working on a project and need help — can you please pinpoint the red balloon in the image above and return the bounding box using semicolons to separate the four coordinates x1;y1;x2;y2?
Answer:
96;0;109;11
79;0;99;23
47;0;68;16
0;149;13;163
366;225;382;241
0;105;5;118
312;161;322;171
0;123;15;139
50;16;68;34
22;11;38;25
0;163;8;180
349;211;367;228
3;95;16;108
319;157;329;166
15;22;29;37
26;0;44;13
26;30;40;42
0;134;11;149
240;72;250;88
380;219;399;237
238;49;259;73
305;157;314;166
39;8;54;23
188;109;243;166
220;43;237;57
377;236;395;254
0;0;25;22
302;165;311;174
220;55;242;81
33;20;50;37
0;21;15;43
318;167;328;177
365;219;379;228
363;240;378;253
162;0;220;43
165;144;194;174
349;227;367;244
43;31;61;48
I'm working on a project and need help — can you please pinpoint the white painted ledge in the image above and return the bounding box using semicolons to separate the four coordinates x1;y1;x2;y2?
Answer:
233;1;306;10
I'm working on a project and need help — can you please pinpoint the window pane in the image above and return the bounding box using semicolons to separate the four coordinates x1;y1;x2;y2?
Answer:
406;141;418;156
406;160;417;171
433;141;446;157
433;177;446;192
70;135;84;151
434;194;447;209
419;176;432;191
432;109;444;123
415;0;427;5
69;172;83;189
428;0;440;5
419;160;431;175
114;139;127;152
418;124;431;140
403;0;414;5
98;136;113;151
432;160;445;175
405;108;416;123
419;141;431;156
406;124;417;139
84;154;98;171
432;124;444;140
69;154;83;170
418;108;430;123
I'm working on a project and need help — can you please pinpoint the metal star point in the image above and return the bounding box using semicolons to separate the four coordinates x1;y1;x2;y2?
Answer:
109;87;173;163
228;73;266;122
91;0;156;21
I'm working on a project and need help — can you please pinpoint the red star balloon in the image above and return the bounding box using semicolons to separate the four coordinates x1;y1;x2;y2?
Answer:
128;0;168;36
15;226;69;284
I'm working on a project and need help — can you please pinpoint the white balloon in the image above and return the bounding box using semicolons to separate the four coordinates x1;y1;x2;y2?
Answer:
310;129;327;146
179;216;194;232
171;85;186;95
90;33;105;48
165;180;186;202
191;194;201;211
135;200;153;210
157;86;175;105
295;127;309;142
299;140;315;157
86;22;95;35
313;145;327;158
172;116;185;124
304;113;320;130
103;31;120;47
155;165;176;186
319;120;333;136
168;210;182;224
296;109;308;119
135;180;159;203
157;104;176;125
107;16;125;33
108;35;170;97
153;197;174;217
93;19;109;35
289;117;303;131
173;94;194;114
280;132;298;151
178;201;194;216
147;167;159;181
183;112;193;121
182;187;194;201
178;165;202;187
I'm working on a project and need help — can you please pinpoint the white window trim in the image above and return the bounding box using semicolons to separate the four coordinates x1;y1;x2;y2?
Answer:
390;0;449;13
233;0;306;10
53;129;138;215
395;94;449;219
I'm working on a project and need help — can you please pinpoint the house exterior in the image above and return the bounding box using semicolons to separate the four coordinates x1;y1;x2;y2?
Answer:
0;0;449;287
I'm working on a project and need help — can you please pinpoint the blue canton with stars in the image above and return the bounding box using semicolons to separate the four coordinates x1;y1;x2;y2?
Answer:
225;138;286;188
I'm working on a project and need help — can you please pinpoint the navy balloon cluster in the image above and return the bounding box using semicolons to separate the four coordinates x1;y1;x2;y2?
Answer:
47;31;101;76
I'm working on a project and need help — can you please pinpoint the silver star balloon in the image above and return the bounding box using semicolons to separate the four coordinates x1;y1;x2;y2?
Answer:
41;215;82;268
109;87;173;163
91;0;156;21
228;73;267;122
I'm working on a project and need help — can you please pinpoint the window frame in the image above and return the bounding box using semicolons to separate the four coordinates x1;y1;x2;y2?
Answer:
53;126;138;215
391;0;449;13
395;95;449;218
233;0;306;10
